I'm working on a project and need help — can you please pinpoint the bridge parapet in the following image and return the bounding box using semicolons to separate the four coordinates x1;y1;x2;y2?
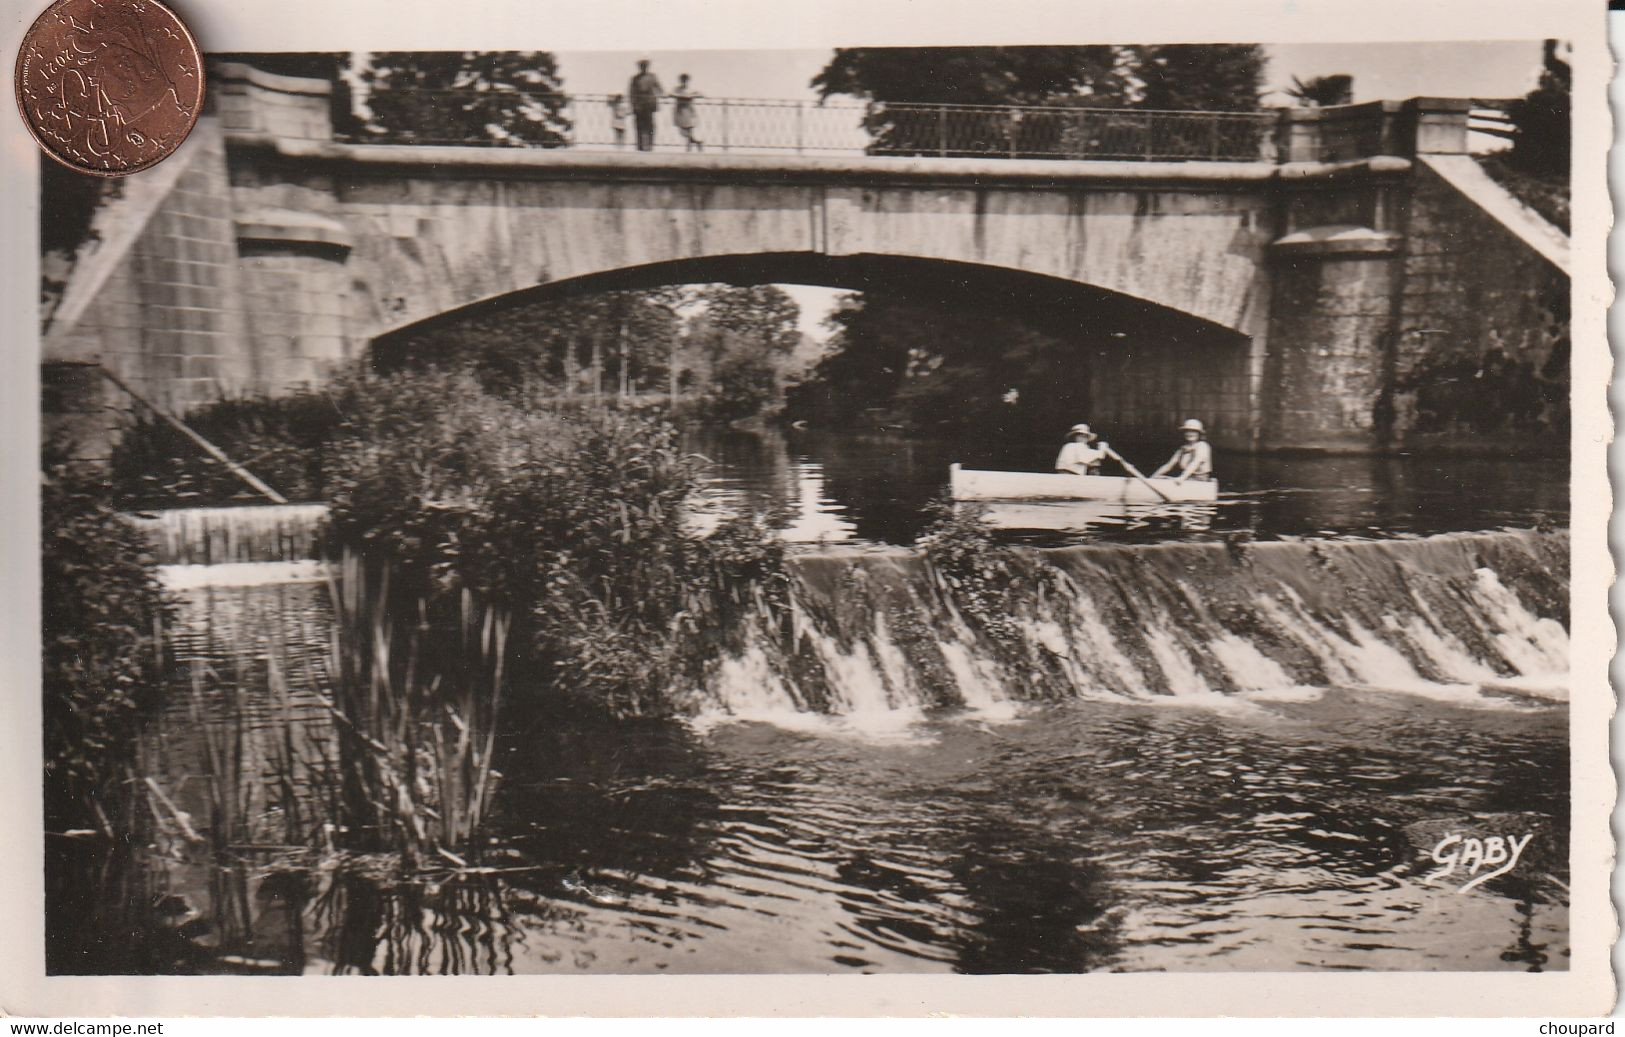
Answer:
1278;97;1471;163
206;58;1471;168
214;62;335;142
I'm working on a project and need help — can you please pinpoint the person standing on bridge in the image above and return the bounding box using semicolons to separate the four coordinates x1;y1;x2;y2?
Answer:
671;73;704;152
629;59;664;152
1151;419;1214;483
607;94;630;148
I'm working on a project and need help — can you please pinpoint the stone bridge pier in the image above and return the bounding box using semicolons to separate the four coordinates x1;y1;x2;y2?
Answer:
42;61;1569;456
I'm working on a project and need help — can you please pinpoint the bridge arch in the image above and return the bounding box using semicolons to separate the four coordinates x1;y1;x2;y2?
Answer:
334;156;1278;350
371;252;1250;343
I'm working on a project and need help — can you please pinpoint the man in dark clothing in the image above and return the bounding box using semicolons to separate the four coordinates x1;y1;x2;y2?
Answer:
628;59;664;151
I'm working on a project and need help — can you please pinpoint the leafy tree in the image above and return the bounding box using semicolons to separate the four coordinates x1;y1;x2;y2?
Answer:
787;293;910;421
704;344;782;422
351;51;570;146
378;288;687;397
1474;40;1569;231
1504;39;1570;178
1286;73;1355;108
813;45;1264;157
381;281;800;416
787;291;1087;436
693;285;800;357
814;46;1127;157
814;46;1128;107
1132;45;1265;112
815;44;1264;112
681;285;802;417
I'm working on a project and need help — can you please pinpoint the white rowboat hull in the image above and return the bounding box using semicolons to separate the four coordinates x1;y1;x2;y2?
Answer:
949;464;1218;503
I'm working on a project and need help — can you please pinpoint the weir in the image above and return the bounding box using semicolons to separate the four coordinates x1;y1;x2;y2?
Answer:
702;530;1569;717
125;503;328;566
130;505;1568;718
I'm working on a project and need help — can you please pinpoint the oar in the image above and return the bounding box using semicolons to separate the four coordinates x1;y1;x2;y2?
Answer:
1103;446;1174;503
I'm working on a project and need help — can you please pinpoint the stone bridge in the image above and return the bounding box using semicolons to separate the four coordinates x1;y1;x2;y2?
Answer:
43;61;1569;454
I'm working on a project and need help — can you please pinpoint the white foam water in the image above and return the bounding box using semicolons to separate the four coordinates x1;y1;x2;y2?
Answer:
695;531;1568;725
128;504;329;566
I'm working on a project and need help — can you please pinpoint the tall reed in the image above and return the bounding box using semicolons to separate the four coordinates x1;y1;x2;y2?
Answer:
326;550;507;867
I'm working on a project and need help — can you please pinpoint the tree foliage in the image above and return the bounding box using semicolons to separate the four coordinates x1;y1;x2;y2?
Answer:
814;46;1128;107
1132;45;1265;112
813;44;1263;110
813;44;1264;158
351;51;570;146
43;450;170;831
681;286;802;420
378;288;684;396
1504;40;1570;179
786;292;1090;437
1474;40;1569;232
695;285;801;356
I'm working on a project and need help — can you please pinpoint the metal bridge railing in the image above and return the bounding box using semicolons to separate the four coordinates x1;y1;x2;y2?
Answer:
341;90;1281;162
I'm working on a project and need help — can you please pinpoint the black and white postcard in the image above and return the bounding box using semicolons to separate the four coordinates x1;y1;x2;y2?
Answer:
0;0;1611;1019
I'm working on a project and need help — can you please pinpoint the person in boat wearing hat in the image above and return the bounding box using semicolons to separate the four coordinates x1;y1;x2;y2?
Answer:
1152;419;1214;484
1054;423;1112;476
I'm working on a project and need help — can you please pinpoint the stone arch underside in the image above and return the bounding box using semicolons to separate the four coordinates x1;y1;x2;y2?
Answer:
369;252;1253;352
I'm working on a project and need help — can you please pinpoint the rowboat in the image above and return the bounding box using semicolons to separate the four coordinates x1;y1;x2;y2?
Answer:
949;463;1219;503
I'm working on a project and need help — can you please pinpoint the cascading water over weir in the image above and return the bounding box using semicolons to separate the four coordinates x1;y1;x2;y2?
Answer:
698;531;1568;722
127;504;330;587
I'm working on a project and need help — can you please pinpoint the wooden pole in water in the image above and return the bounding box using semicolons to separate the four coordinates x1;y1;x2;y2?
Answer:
97;366;289;505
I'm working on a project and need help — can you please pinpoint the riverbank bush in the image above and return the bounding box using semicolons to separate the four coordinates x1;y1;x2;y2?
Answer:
109;388;354;507
105;363;788;718
917;501;1029;647
42;450;171;832
323;369;786;719
1474;152;1569;235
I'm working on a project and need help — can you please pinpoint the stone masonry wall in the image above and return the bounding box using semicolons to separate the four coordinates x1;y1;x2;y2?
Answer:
1259;253;1402;452
1086;333;1252;450
45;116;254;417
235;247;353;387
1389;160;1568;451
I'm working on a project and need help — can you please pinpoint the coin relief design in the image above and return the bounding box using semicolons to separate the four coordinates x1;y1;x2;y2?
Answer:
14;0;204;176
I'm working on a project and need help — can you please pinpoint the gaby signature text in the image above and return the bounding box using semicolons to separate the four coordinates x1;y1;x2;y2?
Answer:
1425;832;1534;892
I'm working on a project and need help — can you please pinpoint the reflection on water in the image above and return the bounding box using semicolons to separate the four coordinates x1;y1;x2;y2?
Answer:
689;428;1569;546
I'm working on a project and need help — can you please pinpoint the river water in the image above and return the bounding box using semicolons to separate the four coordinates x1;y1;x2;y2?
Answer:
47;430;1570;976
689;428;1569;545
